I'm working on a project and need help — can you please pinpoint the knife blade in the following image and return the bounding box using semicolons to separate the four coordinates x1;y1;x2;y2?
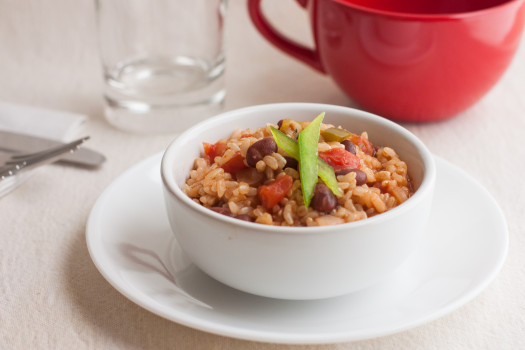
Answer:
0;130;105;168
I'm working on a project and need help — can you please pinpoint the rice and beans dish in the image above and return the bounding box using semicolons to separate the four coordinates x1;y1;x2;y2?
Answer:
183;114;413;226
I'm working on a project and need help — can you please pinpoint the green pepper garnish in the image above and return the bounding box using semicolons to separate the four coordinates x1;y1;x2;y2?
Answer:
297;113;323;207
321;127;353;142
270;127;299;159
317;157;342;197
270;115;342;207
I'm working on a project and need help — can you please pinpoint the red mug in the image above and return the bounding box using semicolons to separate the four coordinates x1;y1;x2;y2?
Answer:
248;0;525;122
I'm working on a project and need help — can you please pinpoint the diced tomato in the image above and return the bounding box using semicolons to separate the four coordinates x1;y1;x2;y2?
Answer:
349;135;375;156
319;148;361;172
203;140;227;162
221;152;248;177
258;175;293;210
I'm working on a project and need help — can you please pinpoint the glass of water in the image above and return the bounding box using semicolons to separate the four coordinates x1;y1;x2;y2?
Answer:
95;0;227;134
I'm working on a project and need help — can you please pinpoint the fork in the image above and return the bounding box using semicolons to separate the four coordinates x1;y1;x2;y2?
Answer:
0;136;90;180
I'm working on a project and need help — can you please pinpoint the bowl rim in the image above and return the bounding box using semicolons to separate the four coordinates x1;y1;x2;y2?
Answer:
331;0;524;21
161;103;436;235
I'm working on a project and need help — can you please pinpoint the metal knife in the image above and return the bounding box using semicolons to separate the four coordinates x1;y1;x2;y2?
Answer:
0;130;106;168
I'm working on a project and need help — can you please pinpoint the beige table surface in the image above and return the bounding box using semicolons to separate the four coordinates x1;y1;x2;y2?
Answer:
1;1;524;349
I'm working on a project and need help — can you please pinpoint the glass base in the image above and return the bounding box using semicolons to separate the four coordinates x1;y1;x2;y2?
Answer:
103;90;225;134
103;55;226;134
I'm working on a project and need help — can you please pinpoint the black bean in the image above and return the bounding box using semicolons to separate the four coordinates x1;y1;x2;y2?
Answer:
235;214;252;222
341;140;356;154
283;156;298;170
335;168;367;186
310;183;338;213
246;138;278;167
354;169;367;186
210;207;232;216
373;145;380;157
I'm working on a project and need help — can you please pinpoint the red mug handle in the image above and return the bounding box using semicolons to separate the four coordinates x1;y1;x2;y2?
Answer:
247;0;326;73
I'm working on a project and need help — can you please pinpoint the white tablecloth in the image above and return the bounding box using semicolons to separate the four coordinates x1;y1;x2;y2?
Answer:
1;1;524;349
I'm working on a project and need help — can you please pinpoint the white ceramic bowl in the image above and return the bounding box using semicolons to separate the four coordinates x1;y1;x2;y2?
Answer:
161;103;436;300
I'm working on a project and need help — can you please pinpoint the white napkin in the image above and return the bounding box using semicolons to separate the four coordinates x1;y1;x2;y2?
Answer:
0;101;87;141
0;102;89;197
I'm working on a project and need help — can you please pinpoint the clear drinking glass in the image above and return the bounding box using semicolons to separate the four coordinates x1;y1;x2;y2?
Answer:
95;0;227;134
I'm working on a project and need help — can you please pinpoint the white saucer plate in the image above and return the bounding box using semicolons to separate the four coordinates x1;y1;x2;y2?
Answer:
86;153;508;344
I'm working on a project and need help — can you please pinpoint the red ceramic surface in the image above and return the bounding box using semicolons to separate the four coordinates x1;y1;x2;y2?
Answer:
248;0;525;122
